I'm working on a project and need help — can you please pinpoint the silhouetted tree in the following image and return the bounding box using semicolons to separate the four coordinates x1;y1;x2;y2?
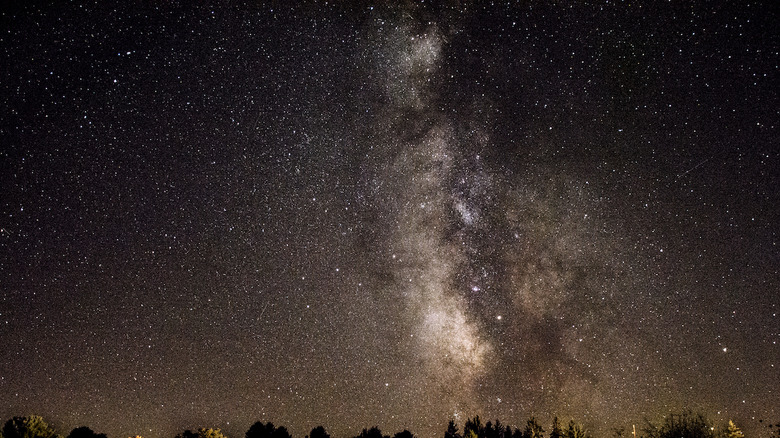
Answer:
549;418;562;438
565;421;589;438
393;430;415;438
175;430;198;438
247;423;282;438
503;425;514;438
309;426;330;438
494;421;506;438
272;427;290;438
523;418;544;438
3;416;60;438
353;427;388;438
464;417;484;438
644;411;713;438
445;421;461;438
486;422;496;438
67;427;106;438
486;421;505;438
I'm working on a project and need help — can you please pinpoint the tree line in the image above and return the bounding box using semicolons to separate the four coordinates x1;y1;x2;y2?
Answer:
1;410;773;438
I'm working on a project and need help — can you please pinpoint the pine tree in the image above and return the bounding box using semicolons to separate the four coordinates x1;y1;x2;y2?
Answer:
643;410;713;438
465;417;484;438
549;418;563;438
524;418;544;438
566;421;589;438
725;421;744;438
445;421;462;438
485;422;498;438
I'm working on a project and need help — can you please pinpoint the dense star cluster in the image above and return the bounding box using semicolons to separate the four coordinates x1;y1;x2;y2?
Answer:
0;3;777;438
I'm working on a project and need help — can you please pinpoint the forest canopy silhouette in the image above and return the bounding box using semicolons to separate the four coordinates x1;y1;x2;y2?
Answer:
2;412;773;438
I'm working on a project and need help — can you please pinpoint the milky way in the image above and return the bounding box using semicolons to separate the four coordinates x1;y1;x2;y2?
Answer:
367;19;491;407
1;3;777;438
358;12;661;423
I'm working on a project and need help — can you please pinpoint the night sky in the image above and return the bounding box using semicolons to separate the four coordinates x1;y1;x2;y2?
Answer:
1;2;777;438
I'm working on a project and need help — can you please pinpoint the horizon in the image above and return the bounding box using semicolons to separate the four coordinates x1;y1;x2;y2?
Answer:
0;411;769;438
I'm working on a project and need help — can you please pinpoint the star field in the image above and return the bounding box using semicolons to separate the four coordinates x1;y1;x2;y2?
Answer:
0;3;777;438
